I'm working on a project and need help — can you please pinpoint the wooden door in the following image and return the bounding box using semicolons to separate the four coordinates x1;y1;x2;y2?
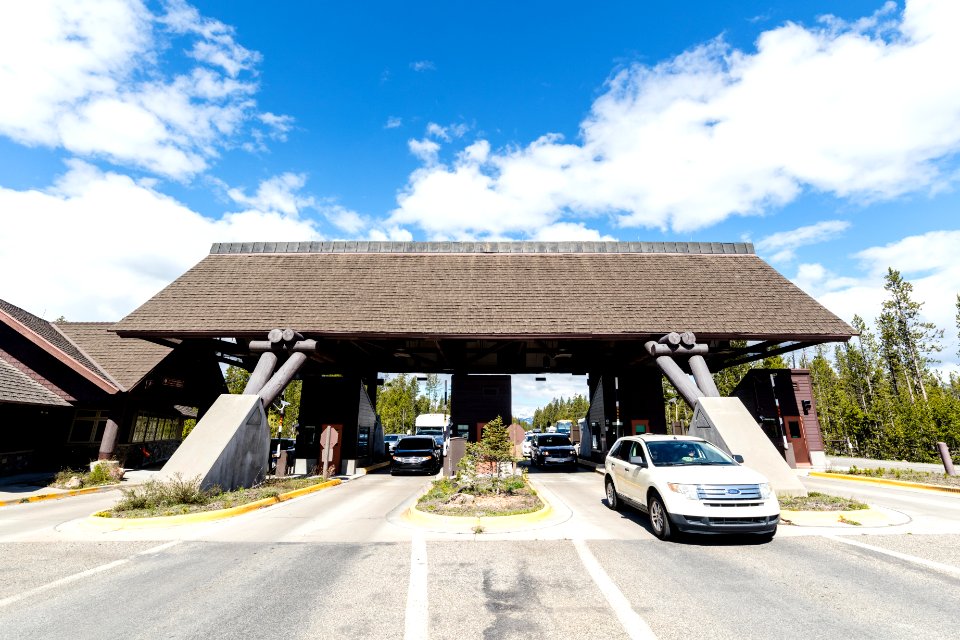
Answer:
784;417;810;467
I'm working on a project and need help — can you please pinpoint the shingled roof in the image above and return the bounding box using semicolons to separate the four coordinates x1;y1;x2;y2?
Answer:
54;322;172;391
0;356;70;407
0;300;174;396
114;241;854;341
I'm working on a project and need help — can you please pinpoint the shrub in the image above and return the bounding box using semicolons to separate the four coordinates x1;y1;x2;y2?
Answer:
115;474;211;512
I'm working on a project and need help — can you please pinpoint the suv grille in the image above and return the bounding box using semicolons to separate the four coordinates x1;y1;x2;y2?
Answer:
696;484;762;500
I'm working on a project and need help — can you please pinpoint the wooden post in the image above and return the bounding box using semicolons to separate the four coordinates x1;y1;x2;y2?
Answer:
938;442;956;476
97;417;120;460
243;351;278;394
689;355;720;398
654;354;704;407
257;352;307;406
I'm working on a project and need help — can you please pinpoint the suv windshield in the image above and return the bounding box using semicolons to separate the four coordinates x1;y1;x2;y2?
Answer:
646;440;735;466
537;435;572;447
396;436;435;452
384;434;401;442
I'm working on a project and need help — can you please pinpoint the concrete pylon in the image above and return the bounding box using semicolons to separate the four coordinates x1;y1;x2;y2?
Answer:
158;394;269;491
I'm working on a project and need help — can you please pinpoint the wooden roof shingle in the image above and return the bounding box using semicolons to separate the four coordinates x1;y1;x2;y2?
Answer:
54;322;172;391
114;243;854;341
0;356;71;407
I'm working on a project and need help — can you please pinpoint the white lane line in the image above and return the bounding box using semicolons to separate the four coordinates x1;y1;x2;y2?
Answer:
573;539;658;640
404;534;429;640
825;535;960;577
0;540;182;609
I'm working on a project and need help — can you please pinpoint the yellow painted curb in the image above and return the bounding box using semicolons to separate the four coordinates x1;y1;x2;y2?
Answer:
85;479;341;529
810;471;960;494
0;484;119;508
780;506;898;527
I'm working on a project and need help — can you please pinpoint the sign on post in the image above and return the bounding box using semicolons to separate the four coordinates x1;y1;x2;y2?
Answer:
320;425;339;480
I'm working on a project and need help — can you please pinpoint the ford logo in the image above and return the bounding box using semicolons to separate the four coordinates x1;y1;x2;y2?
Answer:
727;489;740;495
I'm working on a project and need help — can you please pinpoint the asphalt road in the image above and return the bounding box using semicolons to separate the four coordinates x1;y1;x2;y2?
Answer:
1;466;959;639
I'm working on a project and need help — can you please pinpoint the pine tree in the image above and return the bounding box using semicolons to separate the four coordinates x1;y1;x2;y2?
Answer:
877;268;943;403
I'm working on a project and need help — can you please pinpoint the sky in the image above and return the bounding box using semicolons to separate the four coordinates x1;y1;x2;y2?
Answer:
1;0;959;417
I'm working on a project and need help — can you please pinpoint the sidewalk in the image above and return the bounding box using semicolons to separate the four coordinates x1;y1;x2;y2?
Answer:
0;468;159;506
0;462;389;507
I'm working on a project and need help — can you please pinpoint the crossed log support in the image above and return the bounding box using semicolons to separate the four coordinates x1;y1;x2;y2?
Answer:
243;328;315;405
646;331;720;407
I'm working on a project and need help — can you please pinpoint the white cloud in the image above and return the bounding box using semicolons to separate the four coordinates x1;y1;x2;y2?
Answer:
258;112;294;140
794;228;960;365
391;0;960;237
226;173;314;216
320;204;367;235
368;225;413;242
408;138;441;165
410;60;435;72
385;116;403;129
531;222;616;241
756;219;851;262
0;162;322;320
0;0;279;179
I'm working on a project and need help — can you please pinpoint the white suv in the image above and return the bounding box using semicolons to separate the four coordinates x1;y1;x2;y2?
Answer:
604;435;780;541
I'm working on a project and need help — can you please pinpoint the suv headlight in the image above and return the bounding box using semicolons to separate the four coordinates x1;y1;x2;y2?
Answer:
667;483;699;500
759;483;772;499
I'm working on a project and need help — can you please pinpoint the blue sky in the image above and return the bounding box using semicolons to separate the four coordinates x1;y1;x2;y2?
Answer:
1;1;959;415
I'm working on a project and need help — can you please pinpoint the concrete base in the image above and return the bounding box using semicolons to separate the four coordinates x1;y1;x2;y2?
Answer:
689;397;808;497
809;450;827;470
157;394;269;491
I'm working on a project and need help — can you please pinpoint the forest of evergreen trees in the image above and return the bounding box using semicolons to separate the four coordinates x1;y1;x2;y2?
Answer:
804;268;960;462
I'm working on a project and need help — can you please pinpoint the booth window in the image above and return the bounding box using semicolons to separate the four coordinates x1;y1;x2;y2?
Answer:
69;410;108;443
130;412;183;443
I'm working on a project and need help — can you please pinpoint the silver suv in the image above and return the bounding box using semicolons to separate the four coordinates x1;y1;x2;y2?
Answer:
604;435;780;541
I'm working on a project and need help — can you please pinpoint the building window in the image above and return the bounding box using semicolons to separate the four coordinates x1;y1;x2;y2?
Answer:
129;411;183;443
69;410;108;443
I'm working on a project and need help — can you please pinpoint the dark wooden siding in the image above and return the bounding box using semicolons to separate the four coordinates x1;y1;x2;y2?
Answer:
450;374;511;442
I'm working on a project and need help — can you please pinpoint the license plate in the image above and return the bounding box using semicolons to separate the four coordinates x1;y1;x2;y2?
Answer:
546;457;571;462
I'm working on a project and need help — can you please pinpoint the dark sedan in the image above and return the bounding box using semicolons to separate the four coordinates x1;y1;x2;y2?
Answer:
531;434;578;469
390;436;441;475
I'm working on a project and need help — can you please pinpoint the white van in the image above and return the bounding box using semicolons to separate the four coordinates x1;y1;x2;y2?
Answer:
414;413;450;456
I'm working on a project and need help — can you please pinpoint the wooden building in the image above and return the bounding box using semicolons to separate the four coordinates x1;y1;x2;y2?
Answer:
110;241;855;464
730;369;825;468
0;299;224;474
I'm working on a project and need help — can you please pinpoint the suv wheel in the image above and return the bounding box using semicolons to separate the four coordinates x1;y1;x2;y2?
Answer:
605;478;621;511
648;493;672;540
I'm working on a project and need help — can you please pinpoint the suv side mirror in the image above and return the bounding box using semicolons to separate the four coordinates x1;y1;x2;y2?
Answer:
733;454;744;463
628;455;646;467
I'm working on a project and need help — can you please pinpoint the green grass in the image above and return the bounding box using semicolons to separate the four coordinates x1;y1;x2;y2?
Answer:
104;474;331;518
51;463;121;489
835;466;960;488
416;473;544;517
779;492;868;511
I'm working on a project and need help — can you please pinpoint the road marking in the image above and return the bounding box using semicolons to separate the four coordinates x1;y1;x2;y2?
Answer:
825;535;960;577
0;540;182;609
573;538;658;640
404;534;429;640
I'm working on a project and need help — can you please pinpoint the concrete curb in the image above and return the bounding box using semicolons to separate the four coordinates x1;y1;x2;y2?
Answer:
357;461;391;475
0;483;121;508
779;505;908;528
83;479;341;530
401;480;555;533
810;471;960;494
